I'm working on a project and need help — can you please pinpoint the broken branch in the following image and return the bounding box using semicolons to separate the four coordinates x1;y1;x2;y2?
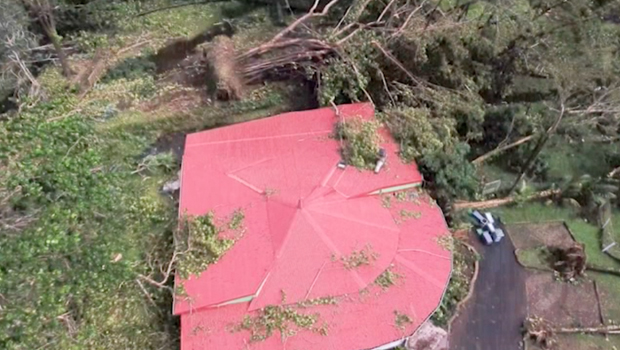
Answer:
472;135;535;165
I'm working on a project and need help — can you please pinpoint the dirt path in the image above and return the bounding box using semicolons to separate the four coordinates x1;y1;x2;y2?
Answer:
449;232;528;350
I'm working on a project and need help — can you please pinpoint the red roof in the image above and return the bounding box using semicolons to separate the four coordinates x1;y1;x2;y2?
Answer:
175;103;451;350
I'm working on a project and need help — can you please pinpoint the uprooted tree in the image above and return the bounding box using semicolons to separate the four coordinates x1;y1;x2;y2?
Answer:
524;316;620;349
550;243;586;280
201;0;620;207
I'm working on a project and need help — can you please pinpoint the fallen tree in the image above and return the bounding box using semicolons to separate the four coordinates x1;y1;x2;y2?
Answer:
452;189;560;210
524;316;620;349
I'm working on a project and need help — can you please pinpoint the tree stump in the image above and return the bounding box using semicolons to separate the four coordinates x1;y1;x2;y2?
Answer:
207;36;244;101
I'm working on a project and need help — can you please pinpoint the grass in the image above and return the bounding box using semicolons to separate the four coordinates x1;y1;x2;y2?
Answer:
515;246;553;271
495;203;620;268
496;202;620;338
0;3;292;349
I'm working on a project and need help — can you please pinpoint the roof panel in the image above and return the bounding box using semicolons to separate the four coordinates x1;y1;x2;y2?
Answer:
176;103;451;350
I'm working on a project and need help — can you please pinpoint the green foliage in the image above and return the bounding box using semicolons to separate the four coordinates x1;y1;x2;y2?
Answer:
102;55;157;83
385;106;453;161
515;246;554;271
560;175;619;214
176;210;245;279
135;151;178;175
374;267;402;290
317;31;380;105
336;117;383;170
431;241;472;327
0;68;177;350
420;142;479;200
236;305;321;342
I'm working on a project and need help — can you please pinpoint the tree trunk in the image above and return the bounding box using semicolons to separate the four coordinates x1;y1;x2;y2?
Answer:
508;104;565;193
453;189;559;210
42;16;72;77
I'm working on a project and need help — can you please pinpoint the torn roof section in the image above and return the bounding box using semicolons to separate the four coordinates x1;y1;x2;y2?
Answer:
175;103;451;350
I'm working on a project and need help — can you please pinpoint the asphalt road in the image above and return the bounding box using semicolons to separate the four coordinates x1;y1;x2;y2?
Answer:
449;231;528;350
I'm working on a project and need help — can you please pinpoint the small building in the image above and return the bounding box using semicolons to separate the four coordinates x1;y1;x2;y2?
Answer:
175;103;452;350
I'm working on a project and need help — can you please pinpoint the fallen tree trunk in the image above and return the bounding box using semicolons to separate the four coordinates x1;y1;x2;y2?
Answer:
556;325;620;334
453;189;559;210
587;263;620;277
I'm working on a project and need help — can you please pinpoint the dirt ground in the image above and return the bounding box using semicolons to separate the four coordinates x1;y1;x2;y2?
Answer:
507;222;576;251
525;272;602;327
508;222;613;350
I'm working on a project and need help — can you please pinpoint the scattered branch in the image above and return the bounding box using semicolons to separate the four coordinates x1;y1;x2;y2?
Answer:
472;135;535;165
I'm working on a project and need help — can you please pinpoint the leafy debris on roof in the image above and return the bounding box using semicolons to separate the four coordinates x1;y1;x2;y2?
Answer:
400;209;422;220
394;311;413;330
235;305;321;342
296;296;339;308
374;267;402;290
176;209;245;279
335;117;383;170
341;245;379;269
437;234;453;251
382;195;392;208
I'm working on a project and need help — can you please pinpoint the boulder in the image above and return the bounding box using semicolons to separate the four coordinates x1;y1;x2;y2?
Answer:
405;320;448;350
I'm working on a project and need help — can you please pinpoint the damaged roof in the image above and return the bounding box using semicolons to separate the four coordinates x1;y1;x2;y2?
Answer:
175;103;452;350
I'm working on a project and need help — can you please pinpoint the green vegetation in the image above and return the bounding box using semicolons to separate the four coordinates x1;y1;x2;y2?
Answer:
4;0;620;348
175;210;245;279
0;3;288;349
374;268;402;290
0;69;179;349
394;311;413;330
432;240;475;327
296;296;339;308
335;117;383;170
236;305;323;342
499;202;620;347
515;246;553;271
496;204;620;268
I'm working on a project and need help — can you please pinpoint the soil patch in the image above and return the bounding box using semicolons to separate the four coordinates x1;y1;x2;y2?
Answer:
525;272;601;327
508;223;604;328
507;222;575;251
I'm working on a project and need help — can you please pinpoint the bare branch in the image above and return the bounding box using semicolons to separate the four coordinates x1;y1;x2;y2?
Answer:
472;135;535;165
372;40;422;85
391;0;428;38
377;0;398;23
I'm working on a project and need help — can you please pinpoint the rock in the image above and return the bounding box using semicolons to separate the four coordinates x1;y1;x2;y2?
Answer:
561;197;581;209
405;320;448;350
162;179;180;193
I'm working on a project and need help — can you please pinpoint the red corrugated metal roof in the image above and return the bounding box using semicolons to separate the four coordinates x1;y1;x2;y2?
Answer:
175;103;451;350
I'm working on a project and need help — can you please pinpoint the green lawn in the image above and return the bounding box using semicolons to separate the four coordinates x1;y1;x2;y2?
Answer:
496;203;620;347
496;203;620;268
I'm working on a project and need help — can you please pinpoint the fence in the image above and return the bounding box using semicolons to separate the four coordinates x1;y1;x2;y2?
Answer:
597;201;620;261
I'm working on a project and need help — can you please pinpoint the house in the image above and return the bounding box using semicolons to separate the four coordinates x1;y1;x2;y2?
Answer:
175;103;452;350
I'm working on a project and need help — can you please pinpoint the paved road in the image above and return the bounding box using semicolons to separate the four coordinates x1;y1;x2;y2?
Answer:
449;231;528;350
